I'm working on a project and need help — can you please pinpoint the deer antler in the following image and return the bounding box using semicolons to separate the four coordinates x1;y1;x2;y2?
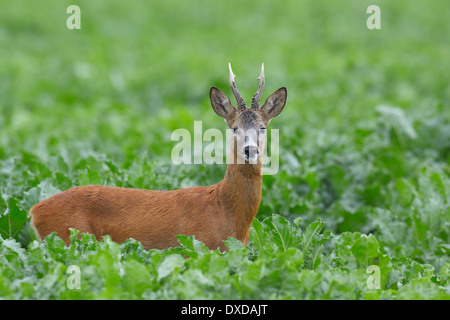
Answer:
229;63;246;110
251;63;265;109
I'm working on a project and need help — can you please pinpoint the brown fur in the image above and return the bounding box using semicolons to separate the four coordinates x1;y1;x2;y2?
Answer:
30;159;262;251
30;79;286;251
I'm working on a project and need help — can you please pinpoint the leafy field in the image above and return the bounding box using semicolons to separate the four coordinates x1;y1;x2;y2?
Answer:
1;0;449;299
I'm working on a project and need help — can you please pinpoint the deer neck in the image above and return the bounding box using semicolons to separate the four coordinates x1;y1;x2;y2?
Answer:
218;146;263;243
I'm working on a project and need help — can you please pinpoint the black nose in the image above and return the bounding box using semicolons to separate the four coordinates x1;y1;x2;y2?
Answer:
244;146;259;159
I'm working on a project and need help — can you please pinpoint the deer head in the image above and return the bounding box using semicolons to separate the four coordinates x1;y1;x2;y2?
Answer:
210;63;287;164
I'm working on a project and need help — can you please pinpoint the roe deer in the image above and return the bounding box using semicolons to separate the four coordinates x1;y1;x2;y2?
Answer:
30;63;287;251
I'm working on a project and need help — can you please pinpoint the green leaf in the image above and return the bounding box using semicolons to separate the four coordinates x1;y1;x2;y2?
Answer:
22;179;61;210
278;247;304;271
350;234;391;287
248;218;265;253
301;219;332;269
157;254;185;281
223;237;245;251
0;196;29;240
395;278;450;299
176;235;209;258
263;214;302;252
376;105;418;141
394;178;416;206
350;234;380;267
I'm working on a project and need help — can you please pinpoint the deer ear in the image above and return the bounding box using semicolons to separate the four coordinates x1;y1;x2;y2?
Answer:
210;87;236;119
260;87;287;119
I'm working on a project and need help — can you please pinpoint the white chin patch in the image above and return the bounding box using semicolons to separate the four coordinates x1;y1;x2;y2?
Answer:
245;154;259;164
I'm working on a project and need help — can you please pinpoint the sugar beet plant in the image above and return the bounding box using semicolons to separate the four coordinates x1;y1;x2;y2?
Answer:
1;0;450;299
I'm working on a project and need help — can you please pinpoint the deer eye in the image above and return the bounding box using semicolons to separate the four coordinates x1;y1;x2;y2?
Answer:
232;127;238;134
259;127;266;134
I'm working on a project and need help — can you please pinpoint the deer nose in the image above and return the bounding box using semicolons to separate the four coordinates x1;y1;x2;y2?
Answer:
244;146;259;160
